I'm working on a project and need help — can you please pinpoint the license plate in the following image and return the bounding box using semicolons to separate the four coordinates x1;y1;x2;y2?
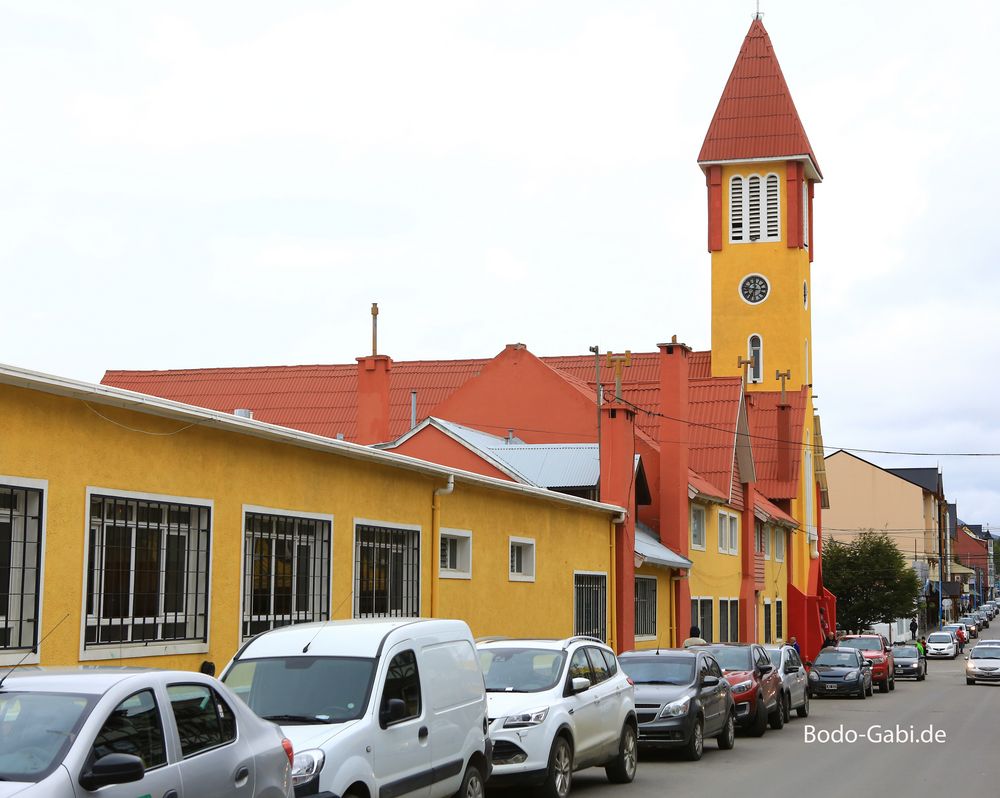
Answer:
825;684;837;690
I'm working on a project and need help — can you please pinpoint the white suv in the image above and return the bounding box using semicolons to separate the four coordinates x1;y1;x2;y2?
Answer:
477;636;637;798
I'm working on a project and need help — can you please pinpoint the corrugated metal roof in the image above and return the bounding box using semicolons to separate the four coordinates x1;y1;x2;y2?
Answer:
484;444;601;489
635;525;692;570
698;18;821;178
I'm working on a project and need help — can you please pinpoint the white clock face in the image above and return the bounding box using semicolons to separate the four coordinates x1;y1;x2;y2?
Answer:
740;274;769;304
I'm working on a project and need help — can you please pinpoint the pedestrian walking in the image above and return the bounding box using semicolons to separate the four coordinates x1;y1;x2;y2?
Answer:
789;636;801;654
909;618;918;640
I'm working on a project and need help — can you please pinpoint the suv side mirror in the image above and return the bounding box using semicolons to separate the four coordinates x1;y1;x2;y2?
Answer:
860;660;872;668
79;754;145;791
571;677;591;694
758;664;773;675
700;674;720;688
380;697;407;727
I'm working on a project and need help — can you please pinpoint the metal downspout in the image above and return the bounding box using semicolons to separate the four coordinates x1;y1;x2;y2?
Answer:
431;475;455;618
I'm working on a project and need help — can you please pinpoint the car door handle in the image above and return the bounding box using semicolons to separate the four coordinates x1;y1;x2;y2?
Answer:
418;726;429;740
164;791;179;798
235;766;250;783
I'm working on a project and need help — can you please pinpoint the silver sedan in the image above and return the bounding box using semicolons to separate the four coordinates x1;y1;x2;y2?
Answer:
0;667;293;797
764;645;810;722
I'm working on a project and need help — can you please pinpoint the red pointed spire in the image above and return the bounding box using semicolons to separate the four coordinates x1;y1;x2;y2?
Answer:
698;18;821;179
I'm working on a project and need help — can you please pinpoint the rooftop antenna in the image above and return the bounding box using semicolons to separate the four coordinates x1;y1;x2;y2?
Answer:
0;612;70;689
737;355;755;389
371;302;379;356
605;351;632;402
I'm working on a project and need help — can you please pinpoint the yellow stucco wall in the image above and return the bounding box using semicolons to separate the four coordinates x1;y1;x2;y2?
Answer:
685;501;743;641
711;162;813;394
632;565;675;650
0;382;616;669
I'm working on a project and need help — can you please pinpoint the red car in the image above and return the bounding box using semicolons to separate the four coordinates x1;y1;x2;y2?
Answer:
698;644;783;736
837;635;895;692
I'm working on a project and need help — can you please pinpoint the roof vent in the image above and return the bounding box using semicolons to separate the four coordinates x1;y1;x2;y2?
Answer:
234;408;253;420
336;433;345;441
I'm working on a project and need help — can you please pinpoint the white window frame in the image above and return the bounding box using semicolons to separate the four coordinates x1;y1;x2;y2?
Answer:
775;527;785;562
0;475;47;667
729;172;781;244
747;334;763;384
634;575;657;640
439;528;472;580
509;536;536;582
239;504;333;641
690;505;706;551
718;512;739;556
763;598;773;644
763;524;771;560
80;486;213;662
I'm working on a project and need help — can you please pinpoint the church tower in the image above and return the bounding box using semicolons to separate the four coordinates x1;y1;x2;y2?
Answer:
699;17;820;394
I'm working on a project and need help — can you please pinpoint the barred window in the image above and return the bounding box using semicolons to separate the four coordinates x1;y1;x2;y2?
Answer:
86;495;209;648
691;597;713;643
776;599;783;640
574;573;607;642
0;485;42;652
243;512;331;638
719;599;739;643
634;576;657;638
763;600;772;644
354;525;420;618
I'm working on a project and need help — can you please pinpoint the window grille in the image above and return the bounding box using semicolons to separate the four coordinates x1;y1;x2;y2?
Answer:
574;573;608;641
691;598;714;643
766;174;780;239
776;599;784;640
243;512;331;638
634;576;657;638
354;525;420;618
86;495;210;648
748;176;761;240
730;176;745;242
764;601;772;643
730;173;781;243
0;485;42;652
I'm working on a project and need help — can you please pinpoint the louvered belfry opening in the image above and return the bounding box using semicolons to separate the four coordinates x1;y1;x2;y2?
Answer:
730;172;781;243
354;524;420;618
243;512;332;638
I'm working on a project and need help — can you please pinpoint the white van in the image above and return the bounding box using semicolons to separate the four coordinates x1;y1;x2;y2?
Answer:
221;618;490;798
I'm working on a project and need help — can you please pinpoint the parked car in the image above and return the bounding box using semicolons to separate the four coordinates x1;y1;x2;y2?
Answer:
926;631;958;658
694;644;782;736
891;644;926;680
222;618;490;798
764;645;809;721
618;648;735;761
965;646;1000;684
942;623;968;652
0;667;293;798
477;636;637;797
959;616;979;638
837;635;895;692
974;639;1000;647
974;611;990;629
807;647;873;699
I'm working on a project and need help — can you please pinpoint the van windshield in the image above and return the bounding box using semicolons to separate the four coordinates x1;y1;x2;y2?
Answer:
479;648;567;692
223;656;376;723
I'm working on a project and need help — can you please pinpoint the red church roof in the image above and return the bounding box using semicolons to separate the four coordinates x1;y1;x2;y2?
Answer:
698;18;821;179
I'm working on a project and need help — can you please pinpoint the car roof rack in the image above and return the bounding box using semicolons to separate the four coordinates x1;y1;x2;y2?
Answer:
474;636;511;644
560;635;607;648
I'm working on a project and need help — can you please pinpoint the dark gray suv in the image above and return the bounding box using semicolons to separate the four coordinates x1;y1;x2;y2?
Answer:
618;649;736;761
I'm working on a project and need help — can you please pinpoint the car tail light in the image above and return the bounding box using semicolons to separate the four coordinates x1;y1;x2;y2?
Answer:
282;738;294;767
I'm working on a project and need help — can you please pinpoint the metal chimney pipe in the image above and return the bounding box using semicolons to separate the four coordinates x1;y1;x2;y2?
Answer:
410;391;418;429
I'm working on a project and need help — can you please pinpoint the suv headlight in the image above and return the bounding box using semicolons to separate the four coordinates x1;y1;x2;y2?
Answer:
731;679;753;693
659;697;691;718
291;749;325;787
503;707;549;728
871;656;885;664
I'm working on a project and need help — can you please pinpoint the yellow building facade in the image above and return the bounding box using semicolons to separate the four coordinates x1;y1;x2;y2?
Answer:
0;365;634;670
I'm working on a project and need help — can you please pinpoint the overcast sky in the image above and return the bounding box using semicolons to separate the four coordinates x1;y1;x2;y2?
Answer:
3;0;998;528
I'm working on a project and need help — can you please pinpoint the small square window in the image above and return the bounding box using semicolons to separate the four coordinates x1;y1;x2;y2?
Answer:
509;537;535;582
439;529;472;579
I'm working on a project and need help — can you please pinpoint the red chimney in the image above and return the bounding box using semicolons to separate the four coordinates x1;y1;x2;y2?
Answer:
600;401;636;653
777;402;793;484
356;355;392;444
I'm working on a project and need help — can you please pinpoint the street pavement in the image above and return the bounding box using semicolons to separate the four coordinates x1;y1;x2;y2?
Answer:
551;642;999;796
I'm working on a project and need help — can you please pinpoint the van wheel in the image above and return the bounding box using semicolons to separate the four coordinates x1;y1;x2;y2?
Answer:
539;736;573;798
605;723;637;783
457;762;484;798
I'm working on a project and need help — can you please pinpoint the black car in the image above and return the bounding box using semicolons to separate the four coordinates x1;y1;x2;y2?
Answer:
892;644;926;680
807;647;873;698
619;649;736;761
